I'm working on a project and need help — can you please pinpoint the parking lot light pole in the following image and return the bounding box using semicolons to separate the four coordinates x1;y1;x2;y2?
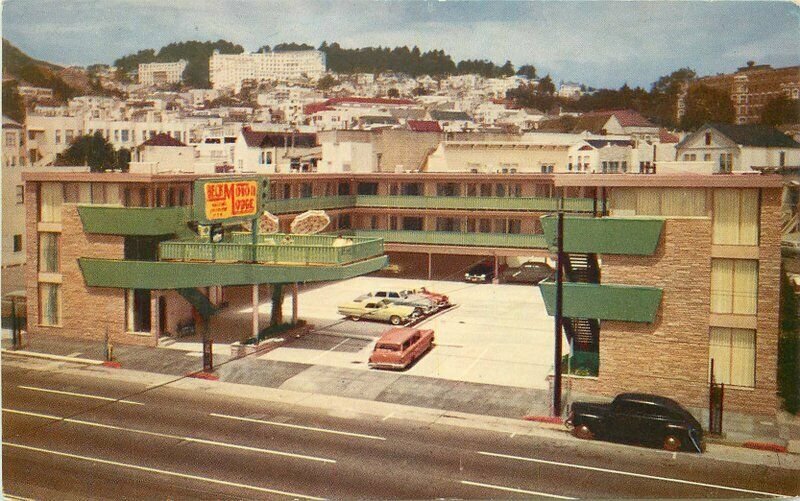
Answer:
553;200;565;417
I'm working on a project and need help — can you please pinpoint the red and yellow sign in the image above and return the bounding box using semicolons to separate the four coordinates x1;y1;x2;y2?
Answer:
203;180;258;221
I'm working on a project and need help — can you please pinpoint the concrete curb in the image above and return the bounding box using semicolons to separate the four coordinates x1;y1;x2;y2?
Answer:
1;349;104;366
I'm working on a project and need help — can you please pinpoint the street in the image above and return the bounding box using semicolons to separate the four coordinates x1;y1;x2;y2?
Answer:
3;357;798;499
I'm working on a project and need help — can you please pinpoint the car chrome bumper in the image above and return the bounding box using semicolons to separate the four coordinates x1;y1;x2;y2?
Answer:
368;362;407;369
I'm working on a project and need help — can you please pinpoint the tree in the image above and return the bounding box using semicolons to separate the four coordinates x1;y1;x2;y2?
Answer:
649;67;696;127
680;84;734;130
761;96;800;126
516;64;537;80
778;272;799;413
54;132;127;172
499;60;515;77
387;88;400;98
538;74;556;95
316;74;337;91
2;81;25;123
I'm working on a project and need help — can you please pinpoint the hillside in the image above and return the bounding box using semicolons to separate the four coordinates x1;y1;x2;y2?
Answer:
2;38;83;100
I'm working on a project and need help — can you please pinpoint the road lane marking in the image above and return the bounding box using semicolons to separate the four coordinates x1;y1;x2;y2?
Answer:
3;409;335;464
17;385;144;405
477;451;784;498
210;412;386;441
2;442;326;500
382;412;394;422
461;480;575;499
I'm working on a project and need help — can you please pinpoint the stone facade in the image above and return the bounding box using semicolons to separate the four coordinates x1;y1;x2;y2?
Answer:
25;197;157;347
569;188;782;417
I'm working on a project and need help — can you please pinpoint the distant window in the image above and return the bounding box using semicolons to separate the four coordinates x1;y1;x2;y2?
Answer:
705;132;712;145
780;151;785;167
16;185;24;204
13;234;22;253
5;132;15;147
704;154;711;161
55;130;61;144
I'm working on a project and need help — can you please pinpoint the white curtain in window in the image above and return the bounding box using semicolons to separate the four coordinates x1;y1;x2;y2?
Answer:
711;259;734;313
78;183;92;203
40;183;63;223
732;260;758;315
38;233;59;273
709;327;755;387
739;189;759;245
610;188;636;214
636;188;661;215
39;283;61;326
713;189;739;244
661;189;706;217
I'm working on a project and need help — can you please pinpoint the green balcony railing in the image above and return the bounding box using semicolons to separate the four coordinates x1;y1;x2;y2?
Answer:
262;195;594;214
350;230;548;249
355;195;594;212
79;255;389;289
159;233;384;266
77;205;193;236
539;281;663;323
262;195;356;214
541;215;665;255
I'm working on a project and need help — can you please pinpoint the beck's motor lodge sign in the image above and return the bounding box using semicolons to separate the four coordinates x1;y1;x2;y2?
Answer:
203;180;259;221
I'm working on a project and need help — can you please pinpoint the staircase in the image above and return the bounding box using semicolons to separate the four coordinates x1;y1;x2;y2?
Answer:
563;253;600;283
177;288;217;320
560;252;600;372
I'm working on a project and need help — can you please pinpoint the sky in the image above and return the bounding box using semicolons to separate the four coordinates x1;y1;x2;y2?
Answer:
2;0;799;89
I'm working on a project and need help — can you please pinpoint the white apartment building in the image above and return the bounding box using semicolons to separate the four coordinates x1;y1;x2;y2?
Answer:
3;116;28;279
138;60;188;86
209;50;326;91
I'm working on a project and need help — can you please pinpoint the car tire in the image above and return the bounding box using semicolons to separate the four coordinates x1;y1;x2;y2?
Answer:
663;434;682;452
573;424;594;440
389;315;402;325
350;316;361;322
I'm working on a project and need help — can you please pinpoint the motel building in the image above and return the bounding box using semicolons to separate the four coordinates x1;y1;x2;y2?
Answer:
22;168;783;426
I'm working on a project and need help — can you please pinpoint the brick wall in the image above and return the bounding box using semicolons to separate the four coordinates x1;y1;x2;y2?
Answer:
569;198;782;416
25;199;157;347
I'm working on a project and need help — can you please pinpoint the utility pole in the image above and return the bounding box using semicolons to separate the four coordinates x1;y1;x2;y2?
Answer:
553;198;565;417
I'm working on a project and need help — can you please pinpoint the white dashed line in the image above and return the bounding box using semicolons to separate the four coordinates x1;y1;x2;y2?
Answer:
210;413;386;441
477;451;784;497
461;480;575;499
3;442;326;500
17;385;144;405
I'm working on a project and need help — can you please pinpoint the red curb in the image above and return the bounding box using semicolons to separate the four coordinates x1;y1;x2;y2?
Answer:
742;441;788;453
102;361;122;368
188;372;219;381
523;415;564;425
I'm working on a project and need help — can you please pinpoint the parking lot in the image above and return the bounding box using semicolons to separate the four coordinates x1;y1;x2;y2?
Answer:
260;276;560;390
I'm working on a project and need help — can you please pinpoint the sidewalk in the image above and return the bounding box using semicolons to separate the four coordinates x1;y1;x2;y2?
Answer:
3;331;798;455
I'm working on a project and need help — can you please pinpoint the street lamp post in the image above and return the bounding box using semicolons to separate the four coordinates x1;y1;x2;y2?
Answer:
553;200;565;417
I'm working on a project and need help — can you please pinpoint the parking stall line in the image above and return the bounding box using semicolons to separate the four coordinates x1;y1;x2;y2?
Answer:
210;412;387;441
460;480;576;499
477;451;785;498
3;442;326;500
17;385;144;406
3;409;336;464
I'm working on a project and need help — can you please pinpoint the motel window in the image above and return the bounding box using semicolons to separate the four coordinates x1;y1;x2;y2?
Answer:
389;216;398;230
369;216;378;230
126;289;152;333
610;188;706;217
38;233;60;273
709;327;755;387
711;259;758;315
436;183;459;196
300;183;313;198
480;184;492;197
16;185;24;204
508;219;522;234
466;184;477;197
713;189;759;246
39;283;62;326
39;183;64;223
479;219;491;233
65;130;74;143
357;183;378;195
338;183;351;196
339;214;351;229
55;130;61;144
401;183;422;196
13;235;23;253
495;184;506;197
466;219;477;232
402;217;423;231
436;217;458;232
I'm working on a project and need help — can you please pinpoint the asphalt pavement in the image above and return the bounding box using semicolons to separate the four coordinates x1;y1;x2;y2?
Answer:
3;356;799;499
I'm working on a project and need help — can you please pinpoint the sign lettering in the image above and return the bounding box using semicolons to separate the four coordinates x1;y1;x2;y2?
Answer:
204;181;258;221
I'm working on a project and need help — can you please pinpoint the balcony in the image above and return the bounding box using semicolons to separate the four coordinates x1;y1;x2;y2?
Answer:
355;195;594;212
78;255;389;289
541;215;664;255
160;233;384;266
350;230;548;249
539;281;663;323
262;195;594;214
263;195;356;214
77;205;192;236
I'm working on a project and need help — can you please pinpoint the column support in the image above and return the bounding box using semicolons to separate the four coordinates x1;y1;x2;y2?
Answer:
252;284;259;340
